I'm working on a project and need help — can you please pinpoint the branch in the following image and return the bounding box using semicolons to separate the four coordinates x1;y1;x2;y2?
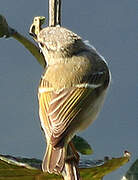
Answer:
0;151;131;180
12;31;46;67
0;14;46;68
49;0;61;26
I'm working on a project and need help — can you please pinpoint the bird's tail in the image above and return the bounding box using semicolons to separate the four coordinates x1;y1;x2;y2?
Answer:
42;143;66;174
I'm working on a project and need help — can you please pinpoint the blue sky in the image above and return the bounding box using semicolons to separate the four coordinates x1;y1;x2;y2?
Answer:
0;1;138;179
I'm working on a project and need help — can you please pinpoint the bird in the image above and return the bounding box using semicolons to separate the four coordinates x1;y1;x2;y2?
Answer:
30;20;111;175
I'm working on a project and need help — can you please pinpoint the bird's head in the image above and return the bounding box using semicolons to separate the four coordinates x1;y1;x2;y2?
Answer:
37;26;86;65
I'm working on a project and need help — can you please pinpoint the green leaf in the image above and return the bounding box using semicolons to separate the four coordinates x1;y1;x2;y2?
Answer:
0;152;130;180
72;135;93;155
123;158;138;180
0;14;14;38
80;153;131;180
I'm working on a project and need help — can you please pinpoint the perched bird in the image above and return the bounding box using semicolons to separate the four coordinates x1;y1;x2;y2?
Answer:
30;20;111;175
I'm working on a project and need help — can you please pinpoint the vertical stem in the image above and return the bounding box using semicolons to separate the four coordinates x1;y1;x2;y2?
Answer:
48;1;81;179
56;0;61;26
49;0;61;26
63;160;81;180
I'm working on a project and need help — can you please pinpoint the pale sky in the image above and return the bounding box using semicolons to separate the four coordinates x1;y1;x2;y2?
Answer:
0;1;138;180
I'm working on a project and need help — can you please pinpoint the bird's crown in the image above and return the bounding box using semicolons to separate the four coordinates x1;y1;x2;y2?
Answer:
37;26;84;53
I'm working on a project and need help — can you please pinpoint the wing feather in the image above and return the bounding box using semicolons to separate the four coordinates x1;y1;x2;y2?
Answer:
38;85;92;146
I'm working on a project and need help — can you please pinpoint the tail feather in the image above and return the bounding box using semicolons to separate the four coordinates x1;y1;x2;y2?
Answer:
42;144;66;174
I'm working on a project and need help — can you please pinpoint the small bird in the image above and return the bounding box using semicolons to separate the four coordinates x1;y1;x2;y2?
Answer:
30;20;111;175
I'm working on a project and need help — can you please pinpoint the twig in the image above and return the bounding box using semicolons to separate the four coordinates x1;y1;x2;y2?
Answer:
0;14;46;67
12;30;46;67
49;0;61;26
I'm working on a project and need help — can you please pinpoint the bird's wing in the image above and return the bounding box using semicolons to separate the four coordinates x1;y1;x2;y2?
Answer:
38;52;110;147
38;82;96;147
